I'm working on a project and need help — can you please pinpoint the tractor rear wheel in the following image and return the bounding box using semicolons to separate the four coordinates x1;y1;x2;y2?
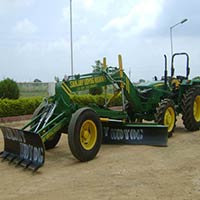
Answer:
68;107;102;162
155;99;176;137
44;132;62;150
182;87;200;131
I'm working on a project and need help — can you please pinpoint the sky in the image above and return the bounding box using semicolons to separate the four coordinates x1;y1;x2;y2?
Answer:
0;0;199;82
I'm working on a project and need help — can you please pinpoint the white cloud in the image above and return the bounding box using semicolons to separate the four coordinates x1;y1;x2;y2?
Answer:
102;0;164;36
61;0;111;22
83;0;94;10
0;0;35;15
13;18;38;35
61;0;94;22
62;6;69;21
12;0;35;7
46;39;68;52
16;38;69;55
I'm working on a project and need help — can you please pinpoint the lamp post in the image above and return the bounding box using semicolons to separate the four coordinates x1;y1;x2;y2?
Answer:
170;19;188;56
70;0;74;76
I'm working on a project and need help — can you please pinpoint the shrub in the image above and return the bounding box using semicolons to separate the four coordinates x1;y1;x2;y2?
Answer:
89;87;103;95
0;97;43;117
0;94;122;117
0;78;19;99
71;94;122;107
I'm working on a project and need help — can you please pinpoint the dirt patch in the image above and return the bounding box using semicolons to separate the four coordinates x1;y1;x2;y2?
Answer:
0;118;200;200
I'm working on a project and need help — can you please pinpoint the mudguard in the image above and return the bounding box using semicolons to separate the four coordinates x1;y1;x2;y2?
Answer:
0;126;45;172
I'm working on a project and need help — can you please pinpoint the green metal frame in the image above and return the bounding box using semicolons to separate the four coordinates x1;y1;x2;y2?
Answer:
0;54;170;171
21;52;200;145
22;55;171;144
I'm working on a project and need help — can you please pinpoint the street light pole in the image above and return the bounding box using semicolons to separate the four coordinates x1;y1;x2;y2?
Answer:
170;19;188;57
70;0;74;76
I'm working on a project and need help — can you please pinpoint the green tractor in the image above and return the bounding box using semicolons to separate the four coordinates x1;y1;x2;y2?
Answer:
1;53;199;171
137;52;200;136
0;55;169;171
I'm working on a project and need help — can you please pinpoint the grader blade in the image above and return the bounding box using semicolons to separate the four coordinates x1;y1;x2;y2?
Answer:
0;126;45;171
102;122;168;146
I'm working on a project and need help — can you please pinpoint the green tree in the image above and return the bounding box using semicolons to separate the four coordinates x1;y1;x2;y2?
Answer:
0;78;19;99
89;60;103;95
89;87;103;95
91;60;102;72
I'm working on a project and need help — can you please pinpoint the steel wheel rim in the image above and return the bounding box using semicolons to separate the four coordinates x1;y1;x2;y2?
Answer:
80;120;97;150
194;96;200;122
164;107;175;132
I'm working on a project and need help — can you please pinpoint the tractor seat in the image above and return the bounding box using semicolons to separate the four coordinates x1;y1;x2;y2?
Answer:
171;78;180;90
176;75;187;81
170;75;187;90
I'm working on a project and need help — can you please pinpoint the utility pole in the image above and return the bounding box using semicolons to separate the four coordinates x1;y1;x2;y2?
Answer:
70;0;74;76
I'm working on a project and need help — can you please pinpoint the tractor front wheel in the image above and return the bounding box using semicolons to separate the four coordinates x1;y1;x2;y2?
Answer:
68;107;102;162
155;99;176;137
182;87;200;131
44;132;62;150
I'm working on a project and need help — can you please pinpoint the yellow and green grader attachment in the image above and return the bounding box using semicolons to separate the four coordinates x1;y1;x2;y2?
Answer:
0;55;168;171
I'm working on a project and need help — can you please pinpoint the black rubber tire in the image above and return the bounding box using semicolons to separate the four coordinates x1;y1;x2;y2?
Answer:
182;87;200;131
68;107;102;162
155;99;176;137
44;132;62;150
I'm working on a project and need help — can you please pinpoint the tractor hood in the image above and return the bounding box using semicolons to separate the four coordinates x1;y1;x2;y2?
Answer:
137;80;165;90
